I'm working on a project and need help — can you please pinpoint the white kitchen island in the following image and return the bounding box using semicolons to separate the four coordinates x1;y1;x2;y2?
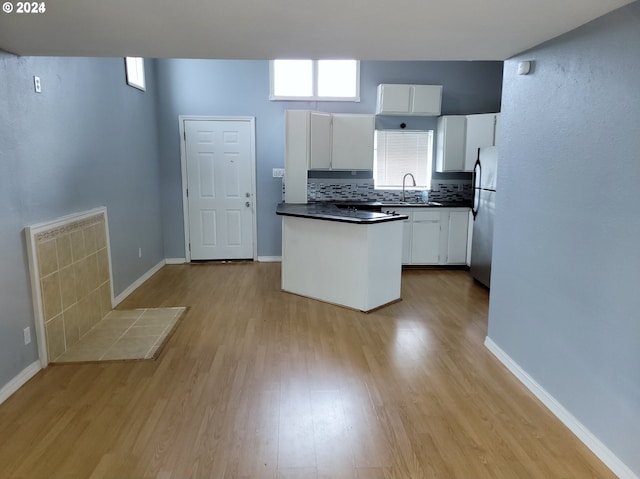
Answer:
277;203;407;312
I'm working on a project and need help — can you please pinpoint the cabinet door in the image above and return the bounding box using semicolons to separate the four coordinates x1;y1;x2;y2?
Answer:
411;210;440;264
394;209;413;264
447;210;469;264
331;114;374;170
464;113;497;171
284;109;310;203
309;112;332;169
411;85;442;116
436;116;467;172
376;84;412;114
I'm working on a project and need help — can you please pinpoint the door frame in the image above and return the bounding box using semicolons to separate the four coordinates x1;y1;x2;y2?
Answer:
179;115;258;262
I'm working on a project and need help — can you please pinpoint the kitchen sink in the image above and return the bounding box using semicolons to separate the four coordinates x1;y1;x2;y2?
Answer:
332;200;444;212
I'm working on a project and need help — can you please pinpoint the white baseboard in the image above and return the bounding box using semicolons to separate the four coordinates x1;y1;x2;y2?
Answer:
484;337;638;479
168;257;279;263
0;361;41;406
114;260;166;306
258;256;282;262
165;258;186;264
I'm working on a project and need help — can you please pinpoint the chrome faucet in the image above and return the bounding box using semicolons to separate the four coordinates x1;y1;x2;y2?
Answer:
401;173;416;202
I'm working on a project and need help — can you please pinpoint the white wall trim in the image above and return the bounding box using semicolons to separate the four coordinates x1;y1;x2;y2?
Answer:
113;260;165;307
485;336;639;479
257;256;282;262
165;258;186;265
0;361;41;406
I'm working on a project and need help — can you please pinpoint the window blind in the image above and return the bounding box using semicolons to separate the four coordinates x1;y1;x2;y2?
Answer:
374;130;433;188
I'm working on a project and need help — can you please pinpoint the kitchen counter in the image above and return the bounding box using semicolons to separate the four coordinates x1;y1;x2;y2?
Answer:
276;202;408;224
278;202;405;312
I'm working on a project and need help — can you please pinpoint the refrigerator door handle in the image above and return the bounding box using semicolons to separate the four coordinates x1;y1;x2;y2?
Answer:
471;150;482;220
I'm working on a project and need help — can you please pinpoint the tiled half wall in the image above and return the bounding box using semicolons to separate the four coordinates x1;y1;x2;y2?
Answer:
26;208;113;362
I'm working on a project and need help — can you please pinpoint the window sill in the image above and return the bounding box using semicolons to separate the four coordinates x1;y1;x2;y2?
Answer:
374;187;430;191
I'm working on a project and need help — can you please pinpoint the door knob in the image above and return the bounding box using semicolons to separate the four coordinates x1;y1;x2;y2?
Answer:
245;201;251;207
245;192;251;198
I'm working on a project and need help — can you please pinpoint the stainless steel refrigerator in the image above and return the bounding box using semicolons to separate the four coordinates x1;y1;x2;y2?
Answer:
470;146;498;288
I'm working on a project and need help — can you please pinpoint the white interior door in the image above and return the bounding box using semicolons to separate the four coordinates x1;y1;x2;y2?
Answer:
183;118;255;260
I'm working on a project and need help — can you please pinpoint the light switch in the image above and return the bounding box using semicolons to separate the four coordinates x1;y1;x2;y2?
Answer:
272;168;285;178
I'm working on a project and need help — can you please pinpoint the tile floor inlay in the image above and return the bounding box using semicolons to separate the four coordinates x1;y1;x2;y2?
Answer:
52;307;186;363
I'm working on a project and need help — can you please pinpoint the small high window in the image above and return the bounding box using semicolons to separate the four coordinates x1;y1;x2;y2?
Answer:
270;60;359;101
374;130;433;189
125;57;146;91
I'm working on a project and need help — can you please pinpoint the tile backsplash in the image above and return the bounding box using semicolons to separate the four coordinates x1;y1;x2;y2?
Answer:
283;179;472;205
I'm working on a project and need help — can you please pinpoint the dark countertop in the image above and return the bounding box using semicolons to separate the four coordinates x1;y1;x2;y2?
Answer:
277;203;409;224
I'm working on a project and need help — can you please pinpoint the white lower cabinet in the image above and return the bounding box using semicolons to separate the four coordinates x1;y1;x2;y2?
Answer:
400;213;412;264
397;207;470;265
411;210;441;264
446;210;470;265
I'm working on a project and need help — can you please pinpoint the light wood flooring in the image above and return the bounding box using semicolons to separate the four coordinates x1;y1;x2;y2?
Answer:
0;263;615;479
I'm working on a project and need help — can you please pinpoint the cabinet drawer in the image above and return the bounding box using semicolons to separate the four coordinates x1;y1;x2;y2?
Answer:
412;210;440;222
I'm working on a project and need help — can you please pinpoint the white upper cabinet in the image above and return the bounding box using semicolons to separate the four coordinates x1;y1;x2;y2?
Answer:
331;114;375;170
411;85;443;115
377;84;412;113
286;109;375;180
376;84;442;116
307;112;374;171
284;109;311;203
435;115;467;172
309;112;332;169
464;113;499;171
436;112;500;172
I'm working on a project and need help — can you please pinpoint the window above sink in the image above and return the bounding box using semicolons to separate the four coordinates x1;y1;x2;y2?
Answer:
373;129;433;191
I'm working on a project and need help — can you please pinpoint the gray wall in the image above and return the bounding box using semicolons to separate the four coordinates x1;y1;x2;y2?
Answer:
0;55;164;389
488;2;640;474
155;60;503;258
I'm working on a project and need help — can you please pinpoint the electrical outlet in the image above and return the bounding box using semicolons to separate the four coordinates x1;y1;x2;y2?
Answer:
33;76;41;93
24;327;31;345
138;247;142;258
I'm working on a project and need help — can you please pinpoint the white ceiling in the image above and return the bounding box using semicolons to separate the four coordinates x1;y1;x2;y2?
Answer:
0;0;634;60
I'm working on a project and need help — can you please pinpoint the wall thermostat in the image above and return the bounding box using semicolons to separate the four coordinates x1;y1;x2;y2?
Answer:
518;61;532;75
